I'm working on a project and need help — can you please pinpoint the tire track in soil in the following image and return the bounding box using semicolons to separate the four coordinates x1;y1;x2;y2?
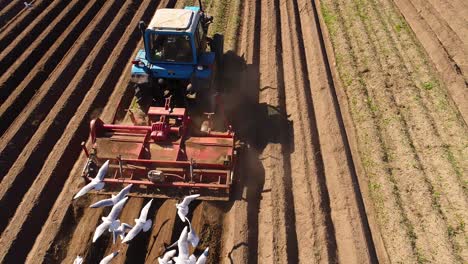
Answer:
253;0;297;263
0;0;53;49
0;0;159;262
23;1;175;262
0;0;106;137
0;0;120;233
0;0;115;177
0;0;78;99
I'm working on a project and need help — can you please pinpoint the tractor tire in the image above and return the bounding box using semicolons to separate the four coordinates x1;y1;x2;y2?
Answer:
211;33;224;70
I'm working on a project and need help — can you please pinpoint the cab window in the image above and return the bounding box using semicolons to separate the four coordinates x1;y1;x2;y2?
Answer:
148;33;193;63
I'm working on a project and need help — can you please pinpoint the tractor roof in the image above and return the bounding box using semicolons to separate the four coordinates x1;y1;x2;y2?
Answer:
148;8;200;32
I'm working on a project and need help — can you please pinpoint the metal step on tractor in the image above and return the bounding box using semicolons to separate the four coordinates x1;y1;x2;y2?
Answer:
80;1;237;201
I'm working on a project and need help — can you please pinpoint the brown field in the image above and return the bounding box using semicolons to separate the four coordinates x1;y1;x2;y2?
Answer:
0;0;465;263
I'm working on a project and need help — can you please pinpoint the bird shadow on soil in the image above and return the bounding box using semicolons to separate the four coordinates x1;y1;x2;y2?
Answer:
219;51;294;264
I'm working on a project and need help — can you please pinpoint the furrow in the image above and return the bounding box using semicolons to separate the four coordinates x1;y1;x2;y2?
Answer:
0;0;148;262
255;0;293;263
408;0;467;82
278;0;334;262
425;0;468;45
0;0;117;176
0;0;105;138
218;0;258;262
0;1;23;28
23;0;174;262
0;0;122;229
0;0;79;103
292;0;378;262
0;0;53;47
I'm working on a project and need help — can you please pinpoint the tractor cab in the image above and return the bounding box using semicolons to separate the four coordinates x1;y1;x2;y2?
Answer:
131;6;222;103
144;8;208;65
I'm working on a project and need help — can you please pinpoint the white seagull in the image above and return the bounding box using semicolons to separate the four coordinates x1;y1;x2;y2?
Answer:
176;194;200;222
185;217;200;247
99;251;119;264
92;197;128;243
74;160;109;199
121;199;153;243
113;222;133;243
195;247;209;264
24;2;33;8
175;226;190;261
90;184;133;208
189;255;197;264
73;255;83;264
157;249;176;264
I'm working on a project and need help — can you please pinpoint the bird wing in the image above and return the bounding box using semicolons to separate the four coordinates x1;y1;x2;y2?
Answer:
162;249;177;261
73;182;96;199
186;217;199;247
116;184;133;199
121;223;142;243
73;256;83;264
177;226;189;259
189;254;197;264
180;194;200;207
139;199;153;220
188;229;200;248
95;160;109;181
122;223;133;230
177;207;187;222
93;221;109;242
112;230;118;244
195;248;209;264
99;251;119;264
108;197;128;220
89;197;114;208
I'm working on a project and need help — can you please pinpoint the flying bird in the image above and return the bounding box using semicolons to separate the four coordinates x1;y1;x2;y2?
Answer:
90;184;133;208
99;251;119;264
189;255;197;264
73;256;83;264
24;2;33;8
177;226;190;260
74;160;109;199
121;199;153;243
195;247;209;264
157;249;176;264
185;217;200;247
92;197;128;243
112;222;133;244
176;194;200;222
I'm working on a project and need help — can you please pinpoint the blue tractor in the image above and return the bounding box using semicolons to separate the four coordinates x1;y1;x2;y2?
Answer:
130;2;224;117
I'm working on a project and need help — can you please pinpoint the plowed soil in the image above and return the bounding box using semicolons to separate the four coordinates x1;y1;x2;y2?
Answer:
0;0;465;263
